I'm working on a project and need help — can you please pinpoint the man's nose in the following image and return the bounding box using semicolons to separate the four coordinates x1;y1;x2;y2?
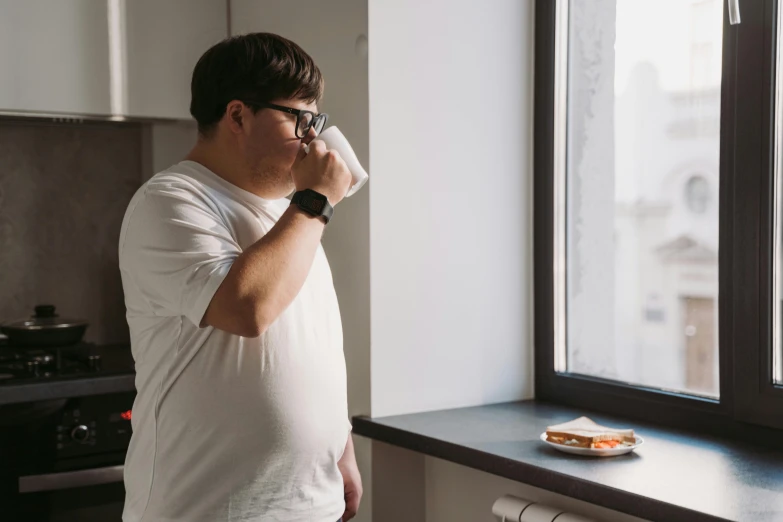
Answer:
302;126;318;144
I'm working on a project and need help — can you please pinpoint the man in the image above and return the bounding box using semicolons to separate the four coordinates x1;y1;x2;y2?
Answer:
118;32;361;522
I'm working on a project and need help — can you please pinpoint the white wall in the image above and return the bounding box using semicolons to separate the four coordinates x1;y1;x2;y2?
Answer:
368;0;533;420
367;0;528;521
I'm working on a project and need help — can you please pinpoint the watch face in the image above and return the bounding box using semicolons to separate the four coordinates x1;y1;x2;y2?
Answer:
305;197;324;213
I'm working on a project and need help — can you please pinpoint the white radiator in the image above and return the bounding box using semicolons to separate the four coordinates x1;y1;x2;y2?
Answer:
493;494;596;522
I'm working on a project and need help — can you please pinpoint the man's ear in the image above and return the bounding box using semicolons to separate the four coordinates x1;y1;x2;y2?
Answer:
226;101;245;133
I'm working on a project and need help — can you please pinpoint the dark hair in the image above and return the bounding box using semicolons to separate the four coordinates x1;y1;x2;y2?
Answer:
190;32;324;136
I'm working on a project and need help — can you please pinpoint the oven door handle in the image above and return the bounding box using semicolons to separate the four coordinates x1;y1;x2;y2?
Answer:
18;465;124;493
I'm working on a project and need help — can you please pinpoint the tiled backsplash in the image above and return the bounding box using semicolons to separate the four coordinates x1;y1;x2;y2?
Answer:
0;119;144;344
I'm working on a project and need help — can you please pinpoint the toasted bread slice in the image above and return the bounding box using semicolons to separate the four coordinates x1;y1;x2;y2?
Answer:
545;416;635;448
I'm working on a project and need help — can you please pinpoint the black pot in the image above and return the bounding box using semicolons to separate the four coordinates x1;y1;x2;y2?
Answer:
1;305;88;348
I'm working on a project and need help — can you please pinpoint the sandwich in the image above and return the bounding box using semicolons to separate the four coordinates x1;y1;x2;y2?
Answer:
545;416;636;449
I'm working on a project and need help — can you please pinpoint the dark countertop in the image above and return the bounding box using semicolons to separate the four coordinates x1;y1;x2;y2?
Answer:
0;374;136;405
0;344;136;405
352;400;783;522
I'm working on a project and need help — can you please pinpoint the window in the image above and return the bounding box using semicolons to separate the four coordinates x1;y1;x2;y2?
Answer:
563;0;721;398
535;0;783;435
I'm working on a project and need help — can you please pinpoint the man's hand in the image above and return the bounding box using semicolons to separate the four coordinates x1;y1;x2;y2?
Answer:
338;434;363;521
292;140;352;206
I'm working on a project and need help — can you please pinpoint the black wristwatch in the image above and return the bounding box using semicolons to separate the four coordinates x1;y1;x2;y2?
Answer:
290;189;334;224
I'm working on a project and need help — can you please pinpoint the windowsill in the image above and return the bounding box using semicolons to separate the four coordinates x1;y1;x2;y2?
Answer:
352;400;783;522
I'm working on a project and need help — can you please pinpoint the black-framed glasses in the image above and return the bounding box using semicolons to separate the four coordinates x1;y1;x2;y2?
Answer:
242;100;328;139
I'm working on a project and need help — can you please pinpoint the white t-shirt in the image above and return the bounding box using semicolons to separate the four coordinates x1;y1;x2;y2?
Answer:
118;160;350;522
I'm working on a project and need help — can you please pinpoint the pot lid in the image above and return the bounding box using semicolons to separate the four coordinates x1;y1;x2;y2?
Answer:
2;305;89;331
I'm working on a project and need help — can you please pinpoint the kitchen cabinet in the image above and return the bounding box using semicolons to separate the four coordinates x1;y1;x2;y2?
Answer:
122;0;227;120
0;0;113;116
0;0;227;120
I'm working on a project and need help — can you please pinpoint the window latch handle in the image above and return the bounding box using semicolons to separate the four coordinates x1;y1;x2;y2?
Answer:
728;0;741;25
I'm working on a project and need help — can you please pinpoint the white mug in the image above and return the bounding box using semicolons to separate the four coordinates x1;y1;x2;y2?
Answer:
304;126;368;198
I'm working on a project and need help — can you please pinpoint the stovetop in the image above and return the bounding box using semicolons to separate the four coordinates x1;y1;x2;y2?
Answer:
0;343;135;384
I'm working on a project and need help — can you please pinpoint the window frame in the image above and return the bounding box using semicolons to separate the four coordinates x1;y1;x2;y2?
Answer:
534;0;783;440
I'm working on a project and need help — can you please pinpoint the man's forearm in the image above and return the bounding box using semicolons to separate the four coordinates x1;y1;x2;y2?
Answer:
203;205;326;336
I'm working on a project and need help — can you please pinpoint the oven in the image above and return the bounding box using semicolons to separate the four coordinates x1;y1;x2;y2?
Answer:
0;392;135;521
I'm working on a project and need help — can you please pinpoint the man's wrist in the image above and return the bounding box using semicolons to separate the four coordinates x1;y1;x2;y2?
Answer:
287;204;328;225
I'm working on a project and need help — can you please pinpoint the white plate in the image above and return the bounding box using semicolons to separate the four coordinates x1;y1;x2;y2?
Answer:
539;432;644;457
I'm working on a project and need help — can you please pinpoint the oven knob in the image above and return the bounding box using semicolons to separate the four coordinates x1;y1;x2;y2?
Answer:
70;424;90;444
26;360;39;376
87;354;101;371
